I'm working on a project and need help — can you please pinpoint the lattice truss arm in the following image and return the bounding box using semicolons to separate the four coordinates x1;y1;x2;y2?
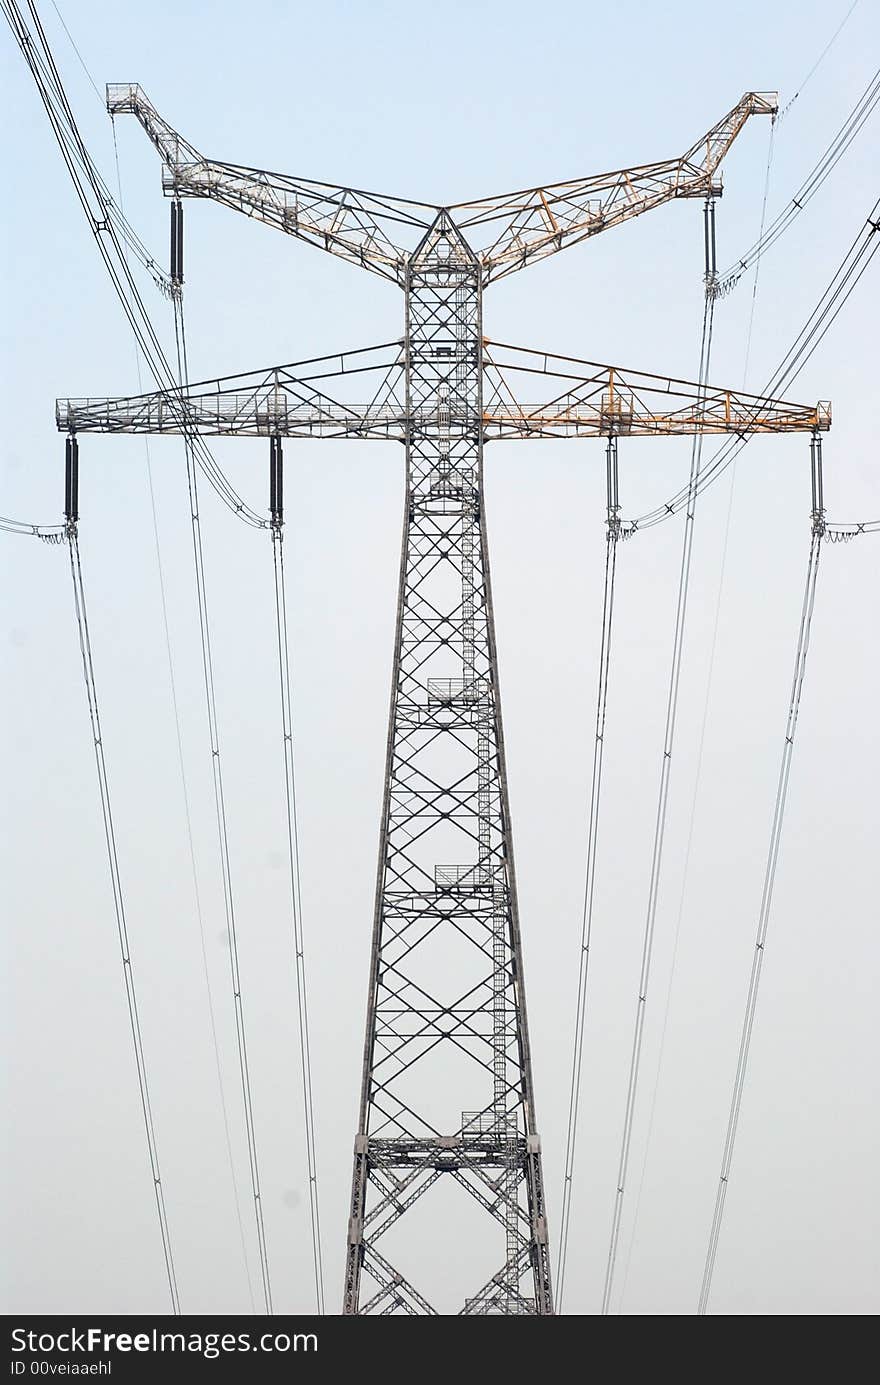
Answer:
58;340;830;441
57;342;406;439
482;341;831;437
451;92;778;281
106;85;436;282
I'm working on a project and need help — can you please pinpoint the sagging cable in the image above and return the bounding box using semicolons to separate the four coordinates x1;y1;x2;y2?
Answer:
172;294;275;1314
1;514;66;541
602;199;717;1316
698;444;825;1314
110;141;257;1310
555;435;621;1312
3;0;266;527
626;195;879;533
65;482;180;1314
716;62;879;298
823;517;880;541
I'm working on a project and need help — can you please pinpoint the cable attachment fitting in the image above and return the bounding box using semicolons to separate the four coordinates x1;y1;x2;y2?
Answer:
605;435;621;540
703;197;719;300
64;434;79;536
810;431;825;537
269;435;284;530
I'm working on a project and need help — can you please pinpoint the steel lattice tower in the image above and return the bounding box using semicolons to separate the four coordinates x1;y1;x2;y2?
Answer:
343;214;552;1315
57;85;829;1315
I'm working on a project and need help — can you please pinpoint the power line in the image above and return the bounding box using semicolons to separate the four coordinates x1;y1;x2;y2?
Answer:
270;518;326;1313
698;520;824;1314
602;205;717;1315
0;514;66;540
48;0;102;105
110;128;258;1314
555;439;620;1311
627;197;880;533
740;120;777;385
778;0;862;120
3;0;267;528
66;526;181;1313
823;517;880;539
9;0;170;290
617;121;778;1312
172;295;275;1314
717;64;880;298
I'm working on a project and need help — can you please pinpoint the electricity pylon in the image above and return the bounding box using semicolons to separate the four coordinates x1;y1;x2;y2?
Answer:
57;86;829;1315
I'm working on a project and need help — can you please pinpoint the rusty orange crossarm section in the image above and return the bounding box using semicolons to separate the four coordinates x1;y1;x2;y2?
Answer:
480;402;832;439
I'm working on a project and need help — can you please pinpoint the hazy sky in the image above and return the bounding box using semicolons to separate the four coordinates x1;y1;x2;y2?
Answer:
2;0;878;1316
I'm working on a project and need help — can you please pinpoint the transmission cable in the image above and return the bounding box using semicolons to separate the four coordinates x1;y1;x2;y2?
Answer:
110;132;258;1312
0;514;66;541
740;120;777;385
777;0;862;123
66;525;181;1313
270;520;326;1313
14;0;276;1307
823;517;880;540
555;445;620;1312
625;196;880;533
698;525;823;1314
3;0;267;528
601;208;717;1316
48;0;102;104
171;294;275;1314
717;64;880;298
7;0;170;291
616;120;777;1312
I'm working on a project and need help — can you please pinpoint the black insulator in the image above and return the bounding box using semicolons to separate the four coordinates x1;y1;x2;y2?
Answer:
170;199;183;285
605;435;619;517
270;435;283;525
64;435;79;523
811;434;824;518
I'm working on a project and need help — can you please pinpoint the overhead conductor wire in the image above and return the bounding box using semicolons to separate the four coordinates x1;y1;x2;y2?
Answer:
823;517;880;539
270;495;326;1312
6;0;181;1311
601;198;718;1316
555;438;621;1311
698;510;824;1315
777;0;862;122
625;195;880;533
717;60;879;298
66;525;181;1313
617;114;777;1312
0;515;66;540
170;282;275;1314
110;118;257;1311
3;0;267;528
